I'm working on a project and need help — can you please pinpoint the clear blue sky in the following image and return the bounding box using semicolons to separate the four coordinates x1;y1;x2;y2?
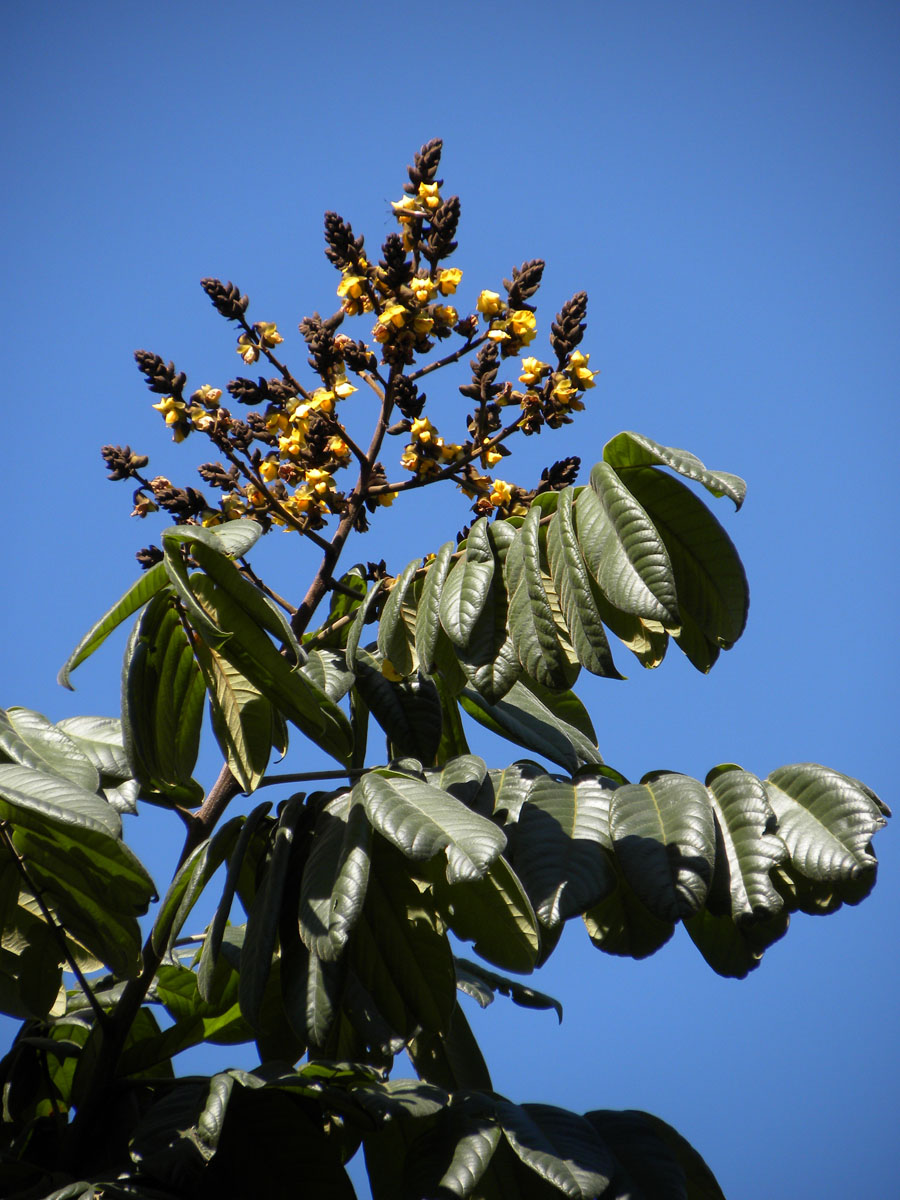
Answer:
2;3;897;1197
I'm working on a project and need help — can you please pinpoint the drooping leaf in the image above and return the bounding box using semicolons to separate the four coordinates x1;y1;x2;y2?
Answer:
508;775;618;927
576;464;679;628
121;592;205;805
415;541;456;674
300;647;355;704
432;854;541;973
192;638;274;793
0;708;100;793
617;466;749;665
353;650;443;766
355;769;506;884
151;816;245;955
455;957;563;1023
546;489;623;680
609;773;716;921
603;430;746;509
58;561;169;689
378;557;421;678
461;681;602;774
190;574;352;765
703;767;787;922
55;715;132;783
505;507;577;692
496;1100;615;1199
299;793;372;961
764;763;887;909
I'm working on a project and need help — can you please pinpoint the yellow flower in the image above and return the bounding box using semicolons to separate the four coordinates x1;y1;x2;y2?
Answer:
309;388;336;415
412;313;434;336
567;350;598;390
551;374;578;407
437;268;462;295
519;357;549;387
152;396;185;422
337;273;367;301
255;322;283;348
222;494;247;518
438;441;465;463
400;446;420;472
377;491;396;507
476;290;505;318
193;384;223;407
130;491;158;518
489;479;513;507
508;310;537;345
381;303;407;328
391;195;422;224
410;276;437;303
260;458;279;482
487;323;510;343
327;435;351;464
417;182;441;209
306;468;333;497
433;304;457;326
278;428;306;459
410;416;437;444
333;374;357;400
482;447;503;468
246;485;266;508
237;333;259;364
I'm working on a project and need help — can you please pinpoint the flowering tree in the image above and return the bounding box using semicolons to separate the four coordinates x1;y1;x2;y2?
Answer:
0;140;888;1199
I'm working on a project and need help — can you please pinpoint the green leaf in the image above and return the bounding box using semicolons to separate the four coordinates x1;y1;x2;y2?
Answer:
576;464;679;628
58;561;169;688
189;537;302;663
192;639;274;793
603;430;746;509
121;592;205;805
299;793;372;960
240;796;306;1028
583;1109;689;1199
354;651;443;766
546;489;623;680
506;508;578;692
355;770;506;884
0;762;121;840
0;708;99;793
198;800;273;1001
461;681;602;774
441;520;520;704
684;905;789;979
703;768;787;922
509;776;618;927
300;648;354;703
346;579;385;672
618;466;749;660
455;957;563;1022
497;1100;614;1199
609;773;716;922
349;841;457;1043
55;715;132;783
190;574;352;765
151;816;245;955
415;541;456;673
378;557;421;678
311;564;368;648
432;854;541;973
764;764;887;907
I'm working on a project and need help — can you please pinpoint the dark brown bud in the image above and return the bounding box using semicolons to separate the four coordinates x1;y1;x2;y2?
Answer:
136;545;163;570
536;456;581;493
198;461;240;490
423;195;460;263
200;278;249;322
405;138;443;194
379;232;413;290
392;375;425;420
324;212;365;271
228;376;269;406
503;260;545;312
550;292;588;365
101;444;148;481
134;350;185;398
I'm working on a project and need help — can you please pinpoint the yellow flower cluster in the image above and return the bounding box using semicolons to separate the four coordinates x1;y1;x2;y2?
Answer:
152;386;226;443
475;291;537;355
390;181;444;248
236;322;284;364
400;416;467;478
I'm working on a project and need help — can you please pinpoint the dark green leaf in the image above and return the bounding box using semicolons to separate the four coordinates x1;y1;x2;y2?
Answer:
432;854;541;973
609;774;716;921
299;793;372;960
416;541;456;673
378;557;421;678
0;708;99;793
603;430;746;509
58;561;169;689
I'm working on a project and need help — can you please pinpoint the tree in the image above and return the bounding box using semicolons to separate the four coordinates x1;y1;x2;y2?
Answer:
0;139;887;1199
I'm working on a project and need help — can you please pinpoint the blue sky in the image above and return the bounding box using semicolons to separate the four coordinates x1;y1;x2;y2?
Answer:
2;2;898;1196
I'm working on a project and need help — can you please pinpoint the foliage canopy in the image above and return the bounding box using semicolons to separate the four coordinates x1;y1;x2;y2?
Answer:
0;140;887;1199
